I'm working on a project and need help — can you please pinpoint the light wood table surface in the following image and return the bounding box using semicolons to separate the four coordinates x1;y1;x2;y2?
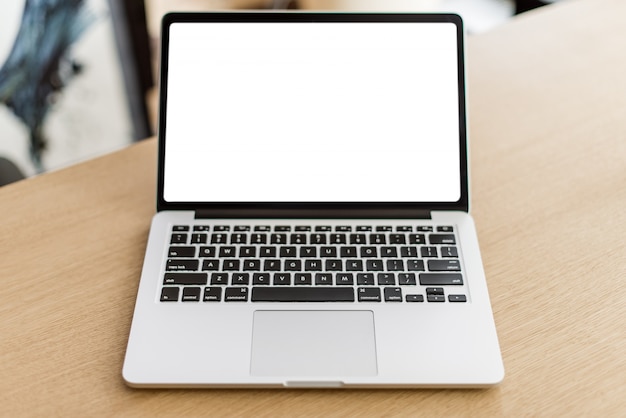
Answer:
1;0;625;415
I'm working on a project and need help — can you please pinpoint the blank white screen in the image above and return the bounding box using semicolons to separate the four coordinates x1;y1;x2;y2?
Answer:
163;21;461;202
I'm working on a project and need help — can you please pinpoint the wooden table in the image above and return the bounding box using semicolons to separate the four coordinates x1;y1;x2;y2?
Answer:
1;0;625;415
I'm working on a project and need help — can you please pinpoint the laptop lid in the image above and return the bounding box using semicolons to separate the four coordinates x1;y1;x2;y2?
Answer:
156;13;468;218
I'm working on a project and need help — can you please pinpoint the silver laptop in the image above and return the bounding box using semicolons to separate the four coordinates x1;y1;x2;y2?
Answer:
123;12;504;388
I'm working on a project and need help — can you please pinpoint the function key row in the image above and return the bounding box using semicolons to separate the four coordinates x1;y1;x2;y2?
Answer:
173;225;454;233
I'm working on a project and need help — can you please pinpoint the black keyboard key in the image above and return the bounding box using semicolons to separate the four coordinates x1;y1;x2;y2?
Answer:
336;273;354;285
311;234;327;244
357;273;375;285
173;225;189;232
210;273;228;285
290;234;307;244
214;225;230;231
315;226;332;232
199;246;216;257
300;247;317;257
370;234;386;244
366;260;384;271
421;247;438;258
428;259;461;271
232;273;250;285
231;233;247;244
270;234;287;244
203;287;222;301
320;247;337;258
160;287;179;301
275;226;291;232
429;234;456;245
263;259;281;271
279;246;297;257
389;234;406;244
225;287;248;302
168;246;195;258
384;287;402;302
251;233;267;244
336;226;351;232
182;287;201;302
449;294;467;303
358;287;381;302
330;233;347;244
437;226;454;232
253;273;270;285
396;226;412;232
426;287;444;295
315;273;333;285
441;246;459;257
223;259;240;271
417;226;433;232
191;233;208;244
260;246;277;257
376;226;392;232
240;247;256;257
251;287;354;302
386;259;404;271
234;226;250;231
398;273;417;285
211;233;227;244
340;246;357;257
202;259;219;270
377;273;395;285
361;247;378;257
381;247;398;258
420;273;464;285
400;247;418;257
409;234;426;244
294;273;312;285
350;234;367;244
254;226;271;232
407;259;425;271
325;259;343;271
305;259;323;271
356;226;372;231
295;226;311;232
166;259;199;271
164;273;207;285
193;225;210;232
427;295;445;302
346;260;363;271
273;273;291;285
284;259;302;271
406;294;424;302
170;233;187;244
219;246;237;257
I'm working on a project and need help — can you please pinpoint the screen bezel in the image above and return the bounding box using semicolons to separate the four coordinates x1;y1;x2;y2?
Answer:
156;12;469;216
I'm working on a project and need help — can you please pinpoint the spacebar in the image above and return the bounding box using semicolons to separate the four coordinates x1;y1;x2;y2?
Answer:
251;287;354;302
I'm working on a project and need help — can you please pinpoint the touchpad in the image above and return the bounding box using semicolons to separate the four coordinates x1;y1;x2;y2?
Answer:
250;311;377;377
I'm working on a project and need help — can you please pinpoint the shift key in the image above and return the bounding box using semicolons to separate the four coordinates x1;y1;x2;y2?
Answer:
164;273;207;285
419;273;463;285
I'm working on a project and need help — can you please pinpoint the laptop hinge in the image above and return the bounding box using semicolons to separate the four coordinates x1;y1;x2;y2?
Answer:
194;208;432;219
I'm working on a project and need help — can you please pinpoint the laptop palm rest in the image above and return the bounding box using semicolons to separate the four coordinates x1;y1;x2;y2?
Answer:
250;310;377;377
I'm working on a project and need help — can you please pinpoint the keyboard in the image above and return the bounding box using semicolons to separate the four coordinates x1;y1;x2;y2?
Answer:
160;223;467;303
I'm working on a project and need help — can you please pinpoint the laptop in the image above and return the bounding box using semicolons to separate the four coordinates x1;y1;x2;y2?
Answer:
123;12;504;388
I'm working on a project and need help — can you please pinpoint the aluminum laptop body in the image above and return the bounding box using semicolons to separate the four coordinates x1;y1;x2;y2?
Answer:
123;12;504;388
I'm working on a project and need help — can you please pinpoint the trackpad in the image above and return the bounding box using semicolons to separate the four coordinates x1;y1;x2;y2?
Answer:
250;311;377;377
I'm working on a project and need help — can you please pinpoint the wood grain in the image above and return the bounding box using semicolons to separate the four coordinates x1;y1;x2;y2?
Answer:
1;0;625;415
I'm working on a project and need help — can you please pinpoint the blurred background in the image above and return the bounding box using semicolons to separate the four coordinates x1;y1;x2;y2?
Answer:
0;0;558;185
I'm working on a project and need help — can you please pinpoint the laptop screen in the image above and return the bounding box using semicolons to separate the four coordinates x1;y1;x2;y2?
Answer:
161;16;464;205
